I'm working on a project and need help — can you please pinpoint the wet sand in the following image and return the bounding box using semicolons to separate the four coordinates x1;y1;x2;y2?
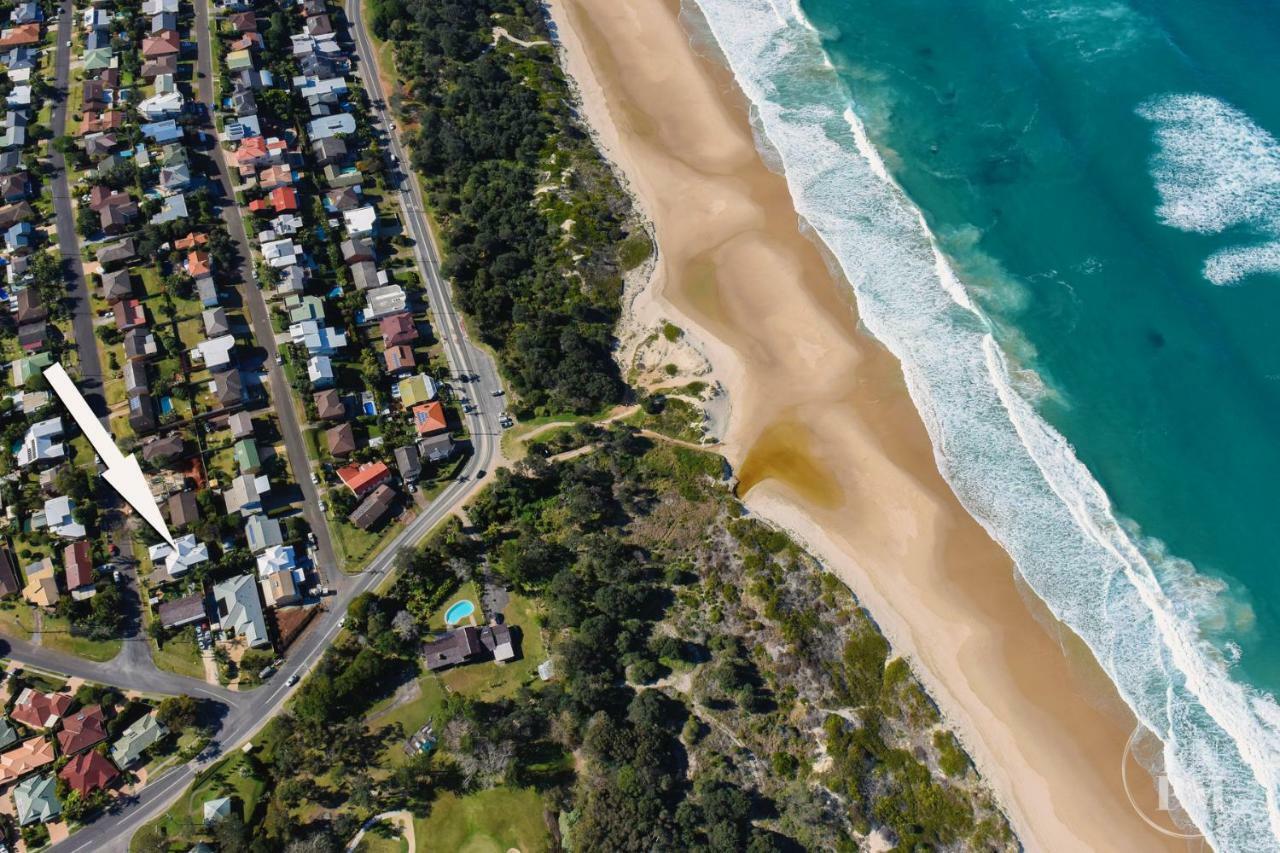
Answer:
547;0;1200;849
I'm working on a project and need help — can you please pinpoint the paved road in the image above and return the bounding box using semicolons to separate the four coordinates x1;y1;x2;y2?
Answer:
47;1;507;849
49;0;105;416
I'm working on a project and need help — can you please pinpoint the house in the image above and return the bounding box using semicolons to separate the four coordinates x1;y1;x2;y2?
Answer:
142;30;181;58
365;285;407;320
278;264;309;296
82;131;116;158
138;91;184;120
158;593;207;628
307;355;334;388
0;739;55;787
193;335;236;371
285;294;324;324
307;113;356;141
15;287;43;324
229;10;257;31
312;136;346;166
96;238;136;268
141;54;178;78
418;432;457;464
101;268;134;302
342;205;378;238
63;541;94;600
226;48;253;71
224;473;270;516
113;298;146;330
79;108;124;135
0;548;19;597
0;719;16;751
350;260;382;292
202;308;230;340
0;200;33;228
0;170;28;201
261;570;300;608
10;2;41;24
395;444;421;483
204;796;233;824
11;352;51;388
269;186;299;213
159;159;192;193
17;319;48;352
245;514;282;553
140;433;185;463
384;344;415;375
12;774;60;826
326;186;360;212
262;237;301;268
0;23;40;47
197;275;219;307
141;119;183;143
124;361;149;398
234;438;261;473
229;411;255;439
325;423;355;456
0;110;27;149
336;462;391;497
254;545;295;578
187;252;213;282
57;706;107;755
81;48;114;73
230;89;257;117
212;370;244;408
21;569;55;609
44;495;87;539
289;320;346;354
10;689;73;730
398;373;438;406
100;200;139;233
348;484;396;531
130;392;158;435
340;237;374;264
18;418;64;468
143;0;179;14
151;193;189;224
124;328;159;360
110;713;166;768
4;221;32;253
168;490;199;529
412;402;448;436
213;574;270;648
148;535;210;577
314;389;345;420
423;626;484;672
59;750;119;795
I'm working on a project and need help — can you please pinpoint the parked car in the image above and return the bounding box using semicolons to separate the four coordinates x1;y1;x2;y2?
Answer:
259;665;277;679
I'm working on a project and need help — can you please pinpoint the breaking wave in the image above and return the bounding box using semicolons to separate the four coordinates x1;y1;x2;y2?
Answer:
684;0;1280;848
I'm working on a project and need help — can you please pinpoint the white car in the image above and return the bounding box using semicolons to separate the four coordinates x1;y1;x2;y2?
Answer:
310;472;319;484
318;500;327;512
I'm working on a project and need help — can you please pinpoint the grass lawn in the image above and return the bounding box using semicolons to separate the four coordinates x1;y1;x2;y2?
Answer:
0;602;34;640
367;668;447;770
330;515;406;573
40;615;122;662
413;788;549;853
428;580;481;633
134;750;267;851
430;587;546;703
151;627;205;680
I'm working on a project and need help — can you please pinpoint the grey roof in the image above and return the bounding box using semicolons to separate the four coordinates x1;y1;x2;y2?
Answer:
110;713;166;767
96;238;136;266
13;773;59;825
417;432;456;462
348;484;396;530
350;261;380;291
100;269;134;302
213;575;269;648
394;444;421;481
157;592;207;628
228;411;254;439
141;433;184;462
202;307;230;336
212;370;244;408
244;513;282;552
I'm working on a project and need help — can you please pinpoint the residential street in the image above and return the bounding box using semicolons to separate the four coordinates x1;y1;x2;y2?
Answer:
44;1;509;849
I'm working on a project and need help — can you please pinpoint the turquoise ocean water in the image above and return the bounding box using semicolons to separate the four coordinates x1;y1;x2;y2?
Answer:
683;0;1280;848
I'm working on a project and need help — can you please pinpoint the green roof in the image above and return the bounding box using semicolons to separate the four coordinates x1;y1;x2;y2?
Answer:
234;439;261;473
0;717;17;750
286;294;324;324
226;50;252;71
11;352;52;386
84;48;113;71
110;712;166;767
13;774;59;825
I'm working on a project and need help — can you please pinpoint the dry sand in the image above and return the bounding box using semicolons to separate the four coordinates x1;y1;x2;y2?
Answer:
547;0;1204;849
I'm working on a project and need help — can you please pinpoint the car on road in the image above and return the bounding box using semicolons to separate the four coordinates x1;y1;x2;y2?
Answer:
476;470;487;479
286;674;300;686
318;500;327;512
275;354;283;365
310;472;319;484
491;389;504;397
389;121;397;130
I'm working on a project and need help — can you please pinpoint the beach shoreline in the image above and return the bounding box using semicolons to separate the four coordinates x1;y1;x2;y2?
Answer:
546;0;1197;849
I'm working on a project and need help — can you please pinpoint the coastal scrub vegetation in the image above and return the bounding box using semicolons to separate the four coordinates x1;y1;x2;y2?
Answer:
369;0;642;415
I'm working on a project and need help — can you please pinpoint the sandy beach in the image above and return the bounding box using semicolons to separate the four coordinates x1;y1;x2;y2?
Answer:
547;0;1200;849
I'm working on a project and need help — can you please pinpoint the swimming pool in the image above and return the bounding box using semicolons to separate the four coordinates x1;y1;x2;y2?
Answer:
444;599;475;625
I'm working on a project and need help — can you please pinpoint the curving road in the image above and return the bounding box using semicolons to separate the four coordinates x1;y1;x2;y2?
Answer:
40;1;506;850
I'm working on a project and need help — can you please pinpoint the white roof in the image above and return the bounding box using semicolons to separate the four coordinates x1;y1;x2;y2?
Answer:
307;354;333;383
43;495;86;539
364;285;406;319
261;238;301;268
288;320;347;354
142;0;179;14
139;91;184;118
164;534;209;576
342;205;377;235
17;417;63;467
255;544;296;578
213;575;269;648
306;113;356;140
193;334;236;369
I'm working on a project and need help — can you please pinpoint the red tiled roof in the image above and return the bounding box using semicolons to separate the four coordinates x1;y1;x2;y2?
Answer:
174;232;207;250
113;298;146;330
412;401;447;436
141;30;181;58
270;187;298;212
56;705;107;755
0;738;54;785
0;23;40;47
336;462;391;497
383;344;415;373
63;541;93;590
59;750;118;795
379;313;417;346
187;250;211;278
10;689;74;730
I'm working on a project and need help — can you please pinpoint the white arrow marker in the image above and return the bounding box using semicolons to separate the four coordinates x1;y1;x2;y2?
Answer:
43;362;176;548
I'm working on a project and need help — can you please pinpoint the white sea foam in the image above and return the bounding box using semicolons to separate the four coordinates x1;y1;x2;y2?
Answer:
1139;93;1280;286
685;1;1280;849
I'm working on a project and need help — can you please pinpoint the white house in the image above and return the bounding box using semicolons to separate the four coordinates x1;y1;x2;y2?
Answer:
43;496;86;539
17;417;63;467
341;206;377;238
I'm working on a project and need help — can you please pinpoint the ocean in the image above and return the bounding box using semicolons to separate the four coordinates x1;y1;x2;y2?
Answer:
682;0;1280;848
